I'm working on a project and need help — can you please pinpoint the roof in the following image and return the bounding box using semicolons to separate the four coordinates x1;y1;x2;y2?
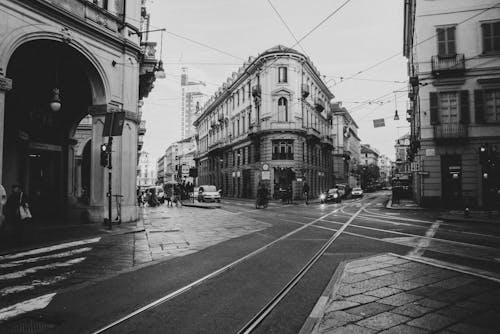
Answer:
361;144;379;156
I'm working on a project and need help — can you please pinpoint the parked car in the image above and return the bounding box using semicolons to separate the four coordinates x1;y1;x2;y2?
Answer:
351;187;364;198
197;185;221;203
335;184;348;198
320;188;342;203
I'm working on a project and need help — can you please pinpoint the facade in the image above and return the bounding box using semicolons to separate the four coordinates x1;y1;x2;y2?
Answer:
404;0;500;208
360;144;380;166
395;133;411;174
331;103;361;188
156;154;166;185
0;0;160;223
173;136;196;183
194;45;335;199
181;68;207;140
378;154;392;185
137;152;156;188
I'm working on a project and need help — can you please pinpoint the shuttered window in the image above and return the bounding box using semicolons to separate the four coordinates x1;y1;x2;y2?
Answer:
439;92;459;123
484;90;500;122
482;21;500;53
436;26;456;56
278;67;288;83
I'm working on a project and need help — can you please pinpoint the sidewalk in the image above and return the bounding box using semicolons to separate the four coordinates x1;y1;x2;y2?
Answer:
386;197;423;210
302;253;499;334
438;211;500;225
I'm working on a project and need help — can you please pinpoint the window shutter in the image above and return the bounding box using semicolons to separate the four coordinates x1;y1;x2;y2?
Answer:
430;92;440;125
448;27;456;55
459;90;469;124
482;23;491;53
437;28;446;56
474;90;485;123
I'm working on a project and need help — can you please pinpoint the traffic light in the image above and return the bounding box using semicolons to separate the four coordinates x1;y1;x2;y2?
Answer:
100;144;109;167
479;144;488;165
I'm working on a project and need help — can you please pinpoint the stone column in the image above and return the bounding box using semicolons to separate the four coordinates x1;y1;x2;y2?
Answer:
0;73;13;182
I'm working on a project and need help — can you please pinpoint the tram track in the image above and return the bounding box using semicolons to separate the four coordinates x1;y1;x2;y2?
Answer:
90;203;356;334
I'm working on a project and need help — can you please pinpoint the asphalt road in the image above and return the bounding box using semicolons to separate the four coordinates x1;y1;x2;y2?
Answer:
4;191;500;333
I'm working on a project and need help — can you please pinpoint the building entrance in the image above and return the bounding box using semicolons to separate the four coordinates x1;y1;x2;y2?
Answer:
441;155;462;208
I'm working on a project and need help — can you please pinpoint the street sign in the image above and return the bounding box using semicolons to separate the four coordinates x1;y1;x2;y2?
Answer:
261;171;270;180
373;118;385;128
410;162;420;172
103;112;125;137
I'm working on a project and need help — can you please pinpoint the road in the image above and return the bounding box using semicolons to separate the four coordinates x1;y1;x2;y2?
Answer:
1;191;499;333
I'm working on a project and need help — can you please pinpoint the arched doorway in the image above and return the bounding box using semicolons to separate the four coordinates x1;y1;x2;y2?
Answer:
3;39;103;223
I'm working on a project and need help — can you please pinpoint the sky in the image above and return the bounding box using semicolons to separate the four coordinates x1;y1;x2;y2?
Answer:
141;0;410;163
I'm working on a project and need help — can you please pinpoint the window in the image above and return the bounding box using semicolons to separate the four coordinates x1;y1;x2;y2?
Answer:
278;97;288;122
278;67;288;83
90;0;108;9
237;91;240;106
242;87;245;102
436;26;456;56
248;82;251;99
484;90;500;122
482;21;500;54
237;119;240;136
242;116;246;133
439;92;459;123
272;140;294;160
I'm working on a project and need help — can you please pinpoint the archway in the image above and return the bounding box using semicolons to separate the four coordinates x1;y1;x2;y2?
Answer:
3;39;105;223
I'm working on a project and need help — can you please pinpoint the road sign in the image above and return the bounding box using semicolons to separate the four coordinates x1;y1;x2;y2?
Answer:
373;118;385;128
103;112;125;137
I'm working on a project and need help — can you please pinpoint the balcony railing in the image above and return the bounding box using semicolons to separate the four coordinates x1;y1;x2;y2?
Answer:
252;85;261;98
272;153;294;160
433;123;468;141
314;98;325;112
138;120;146;135
431;54;465;77
301;84;310;98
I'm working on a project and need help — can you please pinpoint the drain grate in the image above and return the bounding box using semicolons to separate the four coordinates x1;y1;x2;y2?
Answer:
1;317;57;334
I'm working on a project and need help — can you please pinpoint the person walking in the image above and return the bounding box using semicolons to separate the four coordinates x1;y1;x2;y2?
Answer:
302;181;310;205
5;185;29;243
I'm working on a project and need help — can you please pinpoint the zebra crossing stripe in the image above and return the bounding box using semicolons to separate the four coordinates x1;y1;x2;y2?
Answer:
0;271;74;297
0;247;92;269
0;293;56;322
0;257;86;281
0;237;101;261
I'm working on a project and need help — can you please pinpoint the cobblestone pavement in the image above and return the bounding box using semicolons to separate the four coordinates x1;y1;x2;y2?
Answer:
313;254;500;334
0;205;269;322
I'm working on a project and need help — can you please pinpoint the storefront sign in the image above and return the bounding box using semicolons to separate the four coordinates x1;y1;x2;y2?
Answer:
261;171;270;180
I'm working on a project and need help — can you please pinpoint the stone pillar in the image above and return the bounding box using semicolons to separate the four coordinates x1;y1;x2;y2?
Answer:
0;73;13;182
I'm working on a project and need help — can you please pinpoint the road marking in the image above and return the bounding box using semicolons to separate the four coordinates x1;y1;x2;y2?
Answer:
0;271;74;296
0;257;86;281
407;221;441;257
0;247;92;269
0;293;56;322
0;237;101;261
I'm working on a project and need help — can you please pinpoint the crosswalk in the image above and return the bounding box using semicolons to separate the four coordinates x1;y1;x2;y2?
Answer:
0;237;101;322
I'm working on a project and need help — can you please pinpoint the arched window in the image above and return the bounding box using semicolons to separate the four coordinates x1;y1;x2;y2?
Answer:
278;97;288;122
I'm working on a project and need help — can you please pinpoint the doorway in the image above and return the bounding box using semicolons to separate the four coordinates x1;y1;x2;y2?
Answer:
441;155;462;207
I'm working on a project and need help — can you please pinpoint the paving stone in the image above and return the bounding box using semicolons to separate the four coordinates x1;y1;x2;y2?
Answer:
378;324;430;334
365;287;402;298
342;272;373;284
389;280;428;291
471;291;500;305
357;311;410;330
407;313;456;331
366;269;393;277
429;276;477;290
325;300;360;312
345;294;379;304
464;310;500;328
447;322;496;334
319;324;376;334
345;302;394;317
409;286;446;297
378;292;423;307
319;311;364;331
435;305;477;320
453;300;490;312
392;303;432;318
347;262;394;274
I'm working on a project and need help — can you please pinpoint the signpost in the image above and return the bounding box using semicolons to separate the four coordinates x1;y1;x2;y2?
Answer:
373;118;386;128
102;111;125;230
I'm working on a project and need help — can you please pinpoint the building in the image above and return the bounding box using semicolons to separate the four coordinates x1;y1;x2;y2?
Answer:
156;154;166;185
378;154;392;186
181;68;207;140
404;0;500;208
137;152;156;189
394;133;411;174
193;45;336;199
172;136;197;183
331;103;361;188
360;144;380;166
0;0;160;223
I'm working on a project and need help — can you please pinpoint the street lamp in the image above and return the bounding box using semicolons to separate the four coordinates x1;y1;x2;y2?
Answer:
49;88;61;112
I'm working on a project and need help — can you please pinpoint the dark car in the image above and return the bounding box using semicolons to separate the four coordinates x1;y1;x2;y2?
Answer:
320;188;342;203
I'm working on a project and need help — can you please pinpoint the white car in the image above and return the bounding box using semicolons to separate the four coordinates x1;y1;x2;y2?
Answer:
197;185;221;203
351;187;364;198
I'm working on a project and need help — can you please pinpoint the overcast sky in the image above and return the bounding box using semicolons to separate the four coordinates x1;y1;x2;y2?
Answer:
141;0;409;163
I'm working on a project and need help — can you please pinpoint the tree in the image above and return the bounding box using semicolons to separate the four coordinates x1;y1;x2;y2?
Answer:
354;164;380;188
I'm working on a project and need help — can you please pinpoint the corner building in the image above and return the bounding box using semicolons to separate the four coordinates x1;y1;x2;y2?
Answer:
194;46;335;199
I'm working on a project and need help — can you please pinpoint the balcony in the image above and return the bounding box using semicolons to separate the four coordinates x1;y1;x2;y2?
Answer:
252;85;261;98
431;54;465;77
139;41;159;99
321;135;333;146
314;98;325;112
301;84;310;99
433;123;468;142
272;153;294;160
138;120;146;135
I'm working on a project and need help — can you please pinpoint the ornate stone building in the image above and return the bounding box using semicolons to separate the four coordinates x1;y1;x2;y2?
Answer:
0;0;160;223
194;46;336;199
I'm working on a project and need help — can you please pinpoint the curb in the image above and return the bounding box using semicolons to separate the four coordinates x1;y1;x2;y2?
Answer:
438;215;500;225
182;203;221;209
298;261;348;334
385;196;424;210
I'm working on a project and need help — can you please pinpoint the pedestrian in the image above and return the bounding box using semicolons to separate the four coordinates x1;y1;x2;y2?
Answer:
273;182;279;200
302;181;310;205
174;185;182;207
5;184;30;243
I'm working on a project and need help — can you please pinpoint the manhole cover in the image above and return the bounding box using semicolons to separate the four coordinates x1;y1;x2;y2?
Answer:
1;317;57;334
